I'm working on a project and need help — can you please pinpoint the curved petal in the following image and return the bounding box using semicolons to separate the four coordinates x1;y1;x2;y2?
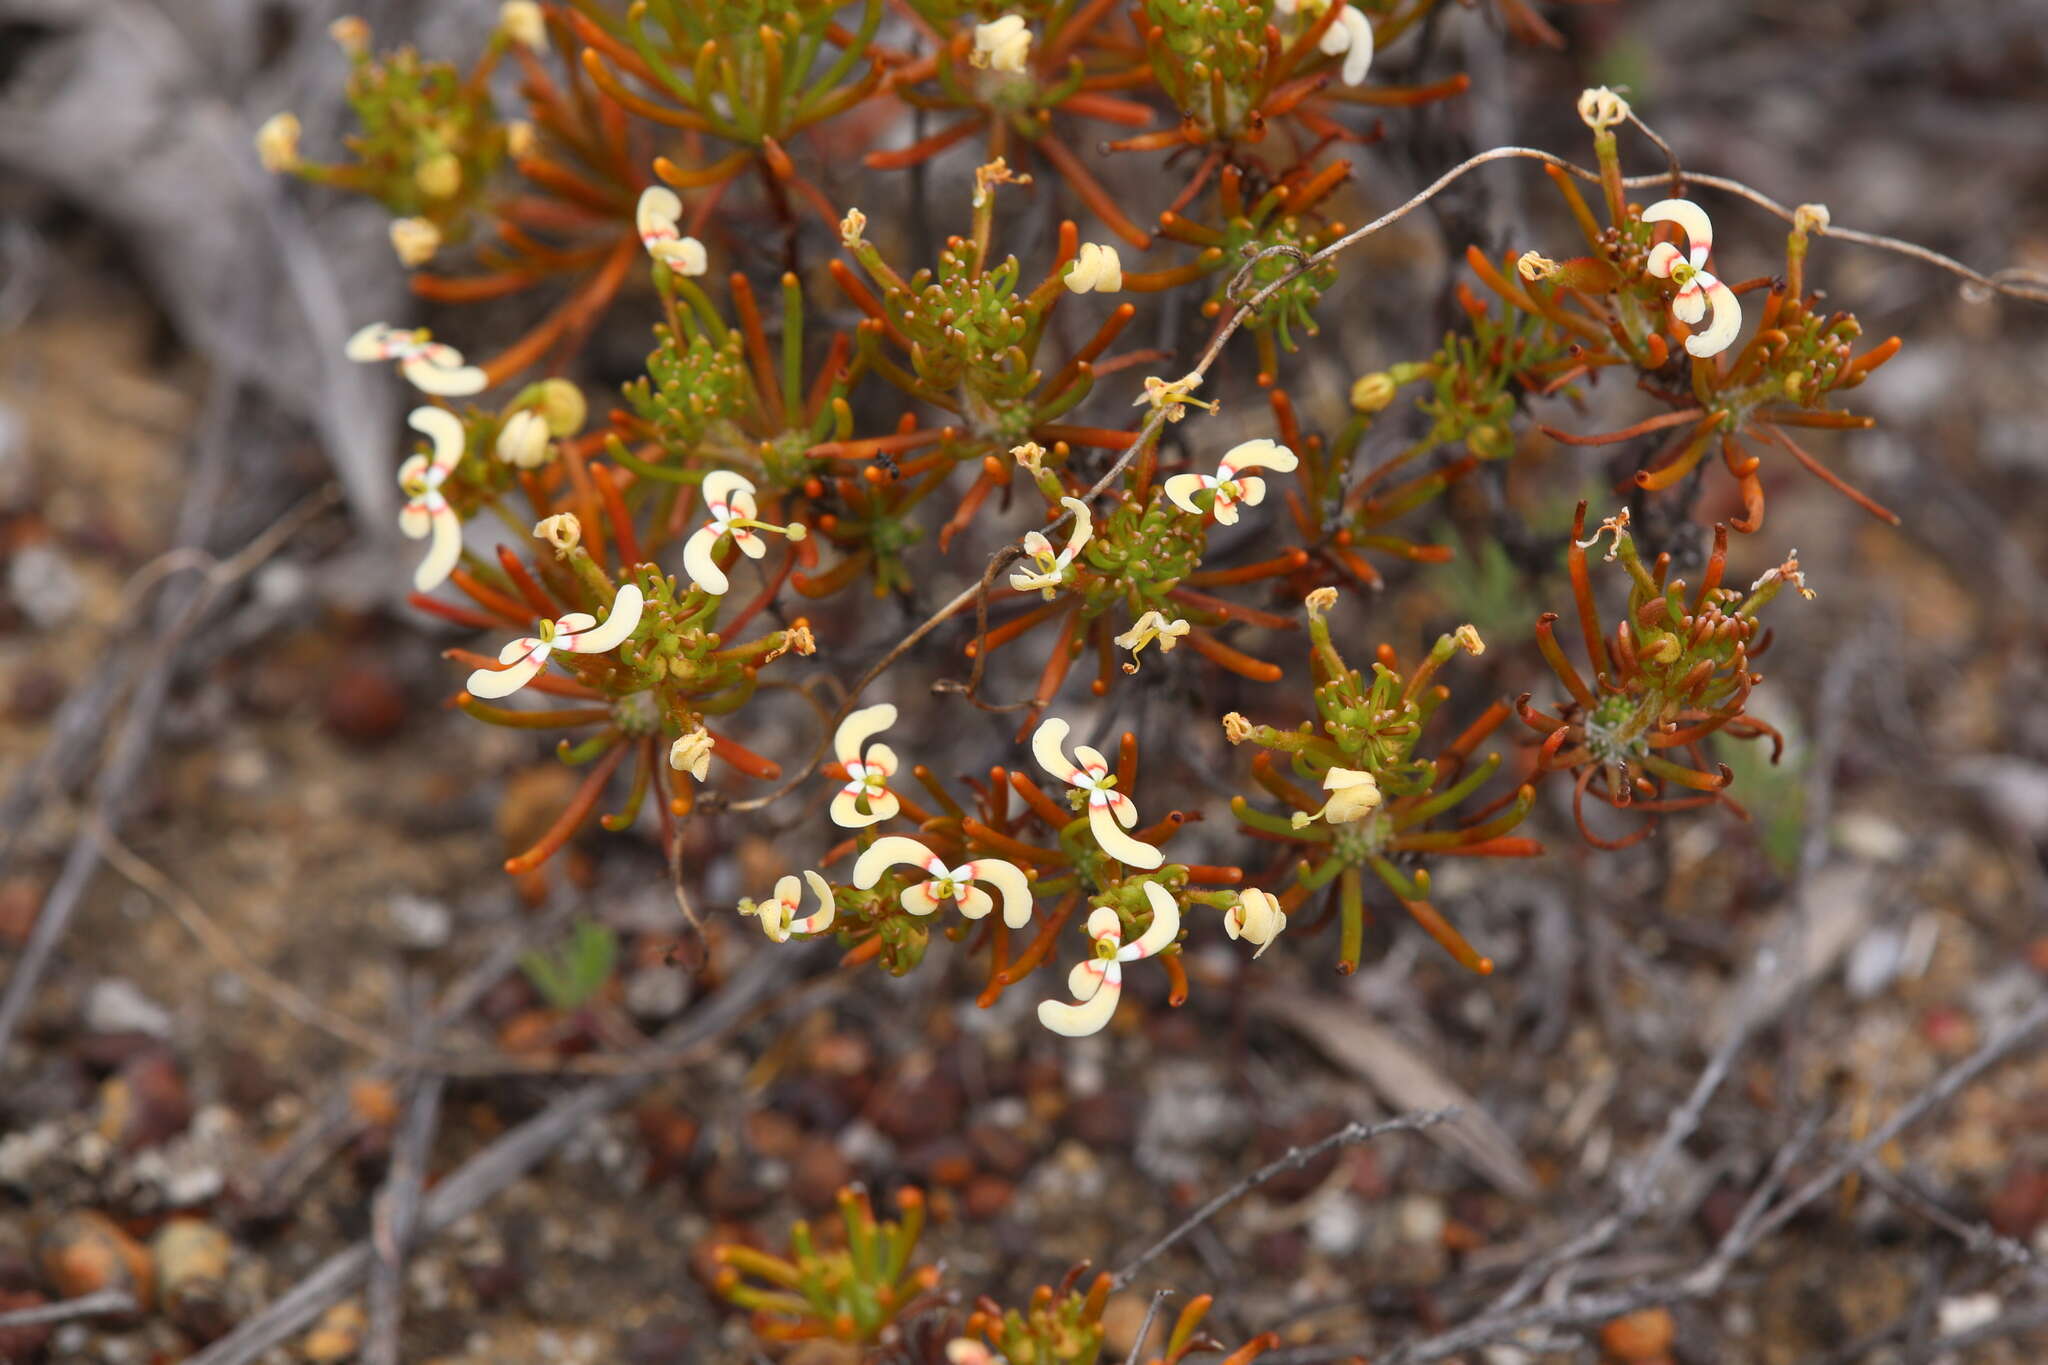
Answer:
682;525;730;595
862;743;898;778
1686;279;1743;358
1212;491;1241;526
954;885;994;920
1037;966;1122;1037
1031;717;1079;784
964;858;1033;929
407;405;467;475
398;500;431;540
702;470;757;510
862;788;900;824
830;788;882;829
900;880;947;917
1089;802;1163;868
852;835;936;889
788;870;837;935
1163;472;1209;516
499;638;540;665
1084;905;1122;944
1235;475;1268;508
1337;7;1374;85
1641;199;1713;256
1645;241;1684;280
1671;283;1708;325
560;583;643;654
412;505;463;591
1125;882;1183;959
1073;743;1114;784
1067;958;1108;1003
555;613;597;635
1220;438;1298;474
637;186;682;236
401;352;489;397
465;648;545;699
1055;497;1093;559
761;875;801;942
732;528;767;560
345;322;401;361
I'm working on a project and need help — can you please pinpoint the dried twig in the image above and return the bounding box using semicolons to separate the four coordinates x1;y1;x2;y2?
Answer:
364;1063;443;1365
1111;1110;1455;1290
0;1289;137;1329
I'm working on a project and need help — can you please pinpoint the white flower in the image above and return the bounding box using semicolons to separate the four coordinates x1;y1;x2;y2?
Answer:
669;727;714;781
388;217;441;267
830;703;901;829
534;512;580;557
398;407;467;591
1064;243;1122;294
464;583;644;699
1037;883;1180;1037
1113;610;1188;673
1009;497;1091;598
345;323;488;397
1225;887;1287;958
499;1;545;50
255;113;301;172
683;471;771;595
1642;199;1742;359
495;409;553;467
1318;3;1374;86
853;836;1034;929
745;869;836;943
1577;85;1630;131
1163;437;1298;525
971;14;1032;73
1290;766;1382;828
1031;717;1163;869
635;186;707;275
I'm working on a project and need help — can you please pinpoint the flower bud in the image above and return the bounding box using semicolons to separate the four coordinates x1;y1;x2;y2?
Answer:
255;112;301;173
536;379;586;435
496;409;553;467
1454;623;1485;655
415;152;462;200
506;120;537;160
329;16;370;56
971;15;1032;72
499;1;546;51
1349;372;1396;414
388;217;441;267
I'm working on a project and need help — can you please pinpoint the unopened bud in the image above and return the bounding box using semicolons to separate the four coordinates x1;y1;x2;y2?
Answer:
415;152;463;200
499;1;546;51
1349;372;1396;414
329;16;370;56
255;112;302;173
496;409;553;468
388;217;441;267
536;379;586;435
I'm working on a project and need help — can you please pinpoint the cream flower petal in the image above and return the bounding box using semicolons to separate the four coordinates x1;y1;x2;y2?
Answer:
637;186;683;243
733;530;767;561
829;789;874;828
401;351;489;397
1670;282;1708;325
1645;241;1685;280
682;525;730;595
788;871;837;936
900;881;947;917
413;505;463;591
652;238;707;276
465;643;546;699
398;500;431;540
1037;962;1121;1036
1333;6;1374;85
1686;279;1744;358
962;858;1033;929
1128;883;1182;959
408;405;467;475
1220;438;1299;474
861;787;900;824
1031;716;1080;783
555;612;597;635
954;885;995;920
1066;957;1109;1004
852;835;936;889
1162;472;1210;516
1211;491;1241;526
345;323;405;361
1234;475;1268;508
1088;802;1162;868
1642;199;1714;258
559;583;643;654
758;875;802;942
702;469;757;510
